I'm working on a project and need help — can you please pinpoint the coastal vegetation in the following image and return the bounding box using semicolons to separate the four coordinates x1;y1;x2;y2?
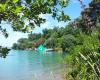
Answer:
0;0;100;80
12;0;100;80
0;0;70;55
12;27;77;51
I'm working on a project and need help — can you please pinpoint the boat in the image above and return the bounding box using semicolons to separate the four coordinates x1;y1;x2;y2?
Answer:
44;48;54;52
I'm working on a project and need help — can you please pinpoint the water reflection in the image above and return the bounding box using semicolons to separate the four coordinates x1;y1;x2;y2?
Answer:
0;50;65;80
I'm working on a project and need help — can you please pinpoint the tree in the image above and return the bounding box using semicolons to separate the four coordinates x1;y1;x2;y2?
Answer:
0;46;10;58
28;33;41;41
44;37;56;48
12;43;18;49
0;0;70;56
0;0;70;33
61;34;76;52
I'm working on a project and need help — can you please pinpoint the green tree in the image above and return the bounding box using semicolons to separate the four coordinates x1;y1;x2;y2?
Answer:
44;37;55;48
61;34;76;52
0;0;70;56
28;33;41;41
12;43;18;49
0;0;70;33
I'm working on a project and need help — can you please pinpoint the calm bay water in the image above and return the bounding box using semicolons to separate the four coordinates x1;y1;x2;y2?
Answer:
0;50;66;80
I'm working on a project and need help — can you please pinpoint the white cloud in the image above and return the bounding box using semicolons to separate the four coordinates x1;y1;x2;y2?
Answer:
32;13;69;33
0;32;28;47
0;0;90;48
0;23;28;47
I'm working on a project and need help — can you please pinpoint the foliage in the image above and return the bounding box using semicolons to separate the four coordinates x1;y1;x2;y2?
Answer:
1;0;100;80
0;0;70;56
12;26;79;50
12;38;35;50
64;0;100;79
61;34;76;52
0;0;70;32
0;46;10;58
65;30;100;80
44;37;56;48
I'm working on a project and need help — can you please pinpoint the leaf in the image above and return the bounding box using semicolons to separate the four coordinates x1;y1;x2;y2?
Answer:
47;0;54;6
60;0;69;8
0;4;7;11
25;0;31;4
40;0;44;4
13;0;19;3
12;6;22;14
47;8;51;13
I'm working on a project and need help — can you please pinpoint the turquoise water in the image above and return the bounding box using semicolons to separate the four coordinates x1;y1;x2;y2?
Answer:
0;50;66;80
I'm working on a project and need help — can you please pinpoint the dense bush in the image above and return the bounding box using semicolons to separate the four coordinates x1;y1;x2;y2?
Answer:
11;0;100;80
65;30;100;80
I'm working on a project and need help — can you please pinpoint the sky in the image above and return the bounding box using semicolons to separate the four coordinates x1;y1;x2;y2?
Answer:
0;0;91;47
